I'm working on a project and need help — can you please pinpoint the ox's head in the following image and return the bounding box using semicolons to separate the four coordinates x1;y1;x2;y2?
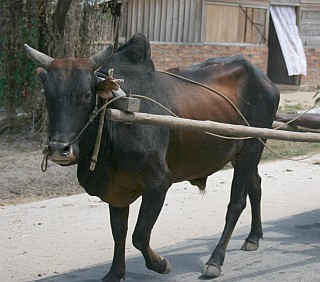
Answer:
24;44;114;165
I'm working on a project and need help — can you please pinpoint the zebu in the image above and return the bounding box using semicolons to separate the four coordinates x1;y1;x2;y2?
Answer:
25;34;279;281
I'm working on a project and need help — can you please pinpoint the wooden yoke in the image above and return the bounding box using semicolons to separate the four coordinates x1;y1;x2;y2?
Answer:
106;109;320;143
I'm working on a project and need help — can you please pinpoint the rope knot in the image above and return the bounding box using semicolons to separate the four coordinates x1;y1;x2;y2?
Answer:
89;109;99;122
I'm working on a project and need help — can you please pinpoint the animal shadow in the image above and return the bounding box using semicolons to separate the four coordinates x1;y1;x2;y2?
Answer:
37;209;320;281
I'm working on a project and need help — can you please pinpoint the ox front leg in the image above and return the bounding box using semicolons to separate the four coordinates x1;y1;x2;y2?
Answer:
201;141;265;279
132;178;172;275
103;205;129;282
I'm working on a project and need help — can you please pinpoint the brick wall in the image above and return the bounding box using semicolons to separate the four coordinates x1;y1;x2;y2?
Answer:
150;43;269;74
300;47;320;91
150;43;320;91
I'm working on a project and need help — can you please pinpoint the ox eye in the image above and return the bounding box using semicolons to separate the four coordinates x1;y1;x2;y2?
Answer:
84;92;92;100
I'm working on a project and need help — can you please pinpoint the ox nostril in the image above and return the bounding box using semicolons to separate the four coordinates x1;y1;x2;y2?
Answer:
61;145;71;156
49;142;72;157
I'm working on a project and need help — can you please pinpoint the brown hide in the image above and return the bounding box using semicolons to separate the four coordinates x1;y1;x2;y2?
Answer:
164;60;250;184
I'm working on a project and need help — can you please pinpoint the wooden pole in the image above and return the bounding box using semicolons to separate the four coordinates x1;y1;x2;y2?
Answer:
272;121;320;133
106;109;320;143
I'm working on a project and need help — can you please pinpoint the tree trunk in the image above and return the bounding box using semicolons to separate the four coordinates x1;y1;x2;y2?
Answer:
52;0;73;36
38;0;49;54
2;0;23;117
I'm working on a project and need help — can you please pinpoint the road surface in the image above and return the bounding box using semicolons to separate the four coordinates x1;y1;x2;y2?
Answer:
1;156;320;281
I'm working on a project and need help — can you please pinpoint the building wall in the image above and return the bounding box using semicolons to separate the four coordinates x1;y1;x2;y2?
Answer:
301;47;320;91
300;2;320;90
151;42;268;73
118;0;320;90
300;3;320;47
150;42;319;91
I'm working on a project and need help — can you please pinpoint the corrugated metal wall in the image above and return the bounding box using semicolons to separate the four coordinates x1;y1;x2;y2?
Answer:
126;0;203;43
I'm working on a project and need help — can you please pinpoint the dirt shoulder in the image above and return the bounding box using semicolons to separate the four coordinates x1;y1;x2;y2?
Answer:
0;90;318;206
279;90;317;108
0;134;82;206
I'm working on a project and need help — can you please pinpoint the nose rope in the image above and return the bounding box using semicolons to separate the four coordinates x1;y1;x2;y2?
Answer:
66;94;100;147
41;95;124;172
41;142;50;172
66;96;125;148
90;100;107;171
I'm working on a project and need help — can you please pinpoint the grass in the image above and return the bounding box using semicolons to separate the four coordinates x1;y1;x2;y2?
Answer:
262;100;320;162
277;102;305;114
261;139;320;162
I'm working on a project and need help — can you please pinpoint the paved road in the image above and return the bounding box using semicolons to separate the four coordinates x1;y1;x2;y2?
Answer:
1;156;320;281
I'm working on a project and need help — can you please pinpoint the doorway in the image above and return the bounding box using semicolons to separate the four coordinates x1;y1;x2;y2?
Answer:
267;16;296;85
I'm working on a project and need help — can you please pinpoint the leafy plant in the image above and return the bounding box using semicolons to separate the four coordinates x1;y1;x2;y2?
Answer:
0;0;114;134
278;102;305;114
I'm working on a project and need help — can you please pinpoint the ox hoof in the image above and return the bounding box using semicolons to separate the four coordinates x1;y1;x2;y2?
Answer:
102;274;123;282
200;263;221;279
160;256;172;274
241;240;259;251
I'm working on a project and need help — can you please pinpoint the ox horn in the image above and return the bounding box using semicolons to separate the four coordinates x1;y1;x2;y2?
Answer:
89;44;114;71
24;44;54;70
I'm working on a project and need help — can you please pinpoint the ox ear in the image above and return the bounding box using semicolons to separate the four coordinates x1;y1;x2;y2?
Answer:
37;67;47;83
96;77;120;100
118;33;151;63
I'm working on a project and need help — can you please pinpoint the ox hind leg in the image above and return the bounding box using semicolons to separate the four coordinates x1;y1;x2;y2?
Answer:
241;170;263;251
201;139;265;279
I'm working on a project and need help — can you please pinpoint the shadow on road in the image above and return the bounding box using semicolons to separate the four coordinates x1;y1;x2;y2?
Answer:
37;209;320;282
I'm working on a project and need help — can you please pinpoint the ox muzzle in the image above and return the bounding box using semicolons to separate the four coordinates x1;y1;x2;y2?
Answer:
47;142;77;166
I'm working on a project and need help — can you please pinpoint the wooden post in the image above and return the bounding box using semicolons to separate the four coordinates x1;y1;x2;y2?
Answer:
137;0;144;35
143;0;150;38
183;0;191;42
149;0;155;40
178;0;185;42
272;121;320;133
106;109;320;143
160;0;167;41
172;0;179;41
166;0;174;42
154;0;161;41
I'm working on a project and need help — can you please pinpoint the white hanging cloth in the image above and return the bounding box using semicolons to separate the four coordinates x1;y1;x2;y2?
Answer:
270;5;307;76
